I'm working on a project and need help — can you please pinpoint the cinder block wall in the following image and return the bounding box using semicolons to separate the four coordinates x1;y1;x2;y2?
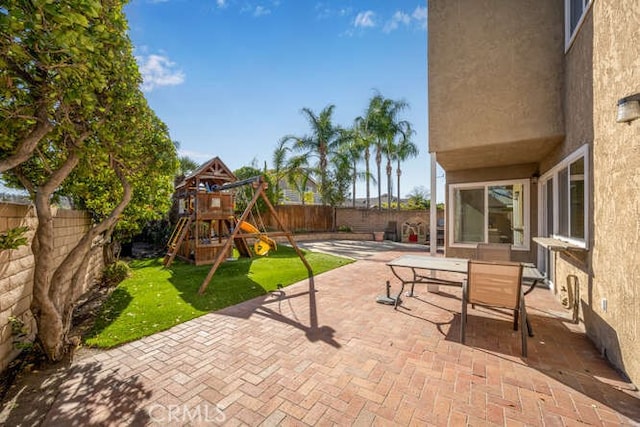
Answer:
0;203;104;372
336;208;444;242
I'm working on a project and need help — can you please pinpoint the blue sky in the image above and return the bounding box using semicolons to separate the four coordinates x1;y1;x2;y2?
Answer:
125;0;443;199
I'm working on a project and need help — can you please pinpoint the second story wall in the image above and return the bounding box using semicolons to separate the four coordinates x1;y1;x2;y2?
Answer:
429;0;565;170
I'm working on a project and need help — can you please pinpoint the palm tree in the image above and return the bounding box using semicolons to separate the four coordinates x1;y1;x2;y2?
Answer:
364;95;384;209
338;125;369;208
353;115;375;208
178;156;198;177
271;139;290;205
366;93;409;210
281;105;342;205
394;122;418;212
285;154;313;205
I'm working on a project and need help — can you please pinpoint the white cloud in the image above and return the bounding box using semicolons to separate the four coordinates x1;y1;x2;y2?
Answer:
240;3;273;17
383;11;411;33
253;5;270;16
412;6;427;29
316;3;351;20
216;0;227;8
354;10;375;28
136;53;185;92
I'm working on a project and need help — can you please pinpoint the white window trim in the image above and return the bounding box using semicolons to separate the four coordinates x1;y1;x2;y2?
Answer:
538;144;590;249
448;179;531;251
564;0;594;52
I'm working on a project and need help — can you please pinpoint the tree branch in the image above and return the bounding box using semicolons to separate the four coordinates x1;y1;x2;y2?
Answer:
0;104;53;173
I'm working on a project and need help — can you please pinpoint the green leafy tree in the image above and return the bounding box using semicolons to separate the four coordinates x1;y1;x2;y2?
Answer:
1;0;178;361
407;186;430;210
233;163;276;215
324;151;351;209
0;0;125;172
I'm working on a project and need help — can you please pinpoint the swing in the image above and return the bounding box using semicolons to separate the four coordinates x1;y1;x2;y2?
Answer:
198;176;311;295
236;187;276;256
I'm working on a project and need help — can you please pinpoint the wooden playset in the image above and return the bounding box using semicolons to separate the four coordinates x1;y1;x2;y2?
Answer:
163;157;311;294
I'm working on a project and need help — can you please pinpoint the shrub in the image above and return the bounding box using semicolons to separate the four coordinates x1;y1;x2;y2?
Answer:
8;316;33;351
103;261;131;285
0;226;29;251
337;225;352;232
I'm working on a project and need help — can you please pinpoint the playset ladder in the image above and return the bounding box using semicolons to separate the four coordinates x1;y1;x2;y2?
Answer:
164;215;193;267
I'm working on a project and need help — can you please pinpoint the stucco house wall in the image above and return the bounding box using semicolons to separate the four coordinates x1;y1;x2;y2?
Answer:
428;0;564;171
538;0;640;385
428;0;640;384
588;1;640;384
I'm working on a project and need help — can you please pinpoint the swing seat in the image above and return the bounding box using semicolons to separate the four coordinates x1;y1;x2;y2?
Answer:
239;220;277;255
254;237;277;255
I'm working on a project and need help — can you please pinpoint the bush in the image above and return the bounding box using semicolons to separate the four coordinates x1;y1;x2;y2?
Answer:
0;226;29;251
103;261;131;285
337;225;352;232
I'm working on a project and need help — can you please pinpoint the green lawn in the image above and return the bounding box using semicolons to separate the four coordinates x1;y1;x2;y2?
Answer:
84;246;352;348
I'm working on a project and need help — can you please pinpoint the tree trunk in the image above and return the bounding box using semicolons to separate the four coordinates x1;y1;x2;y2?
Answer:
31;155;132;361
365;148;371;209
396;160;402;213
29;150;80;361
319;142;327;206
351;160;357;208
376;146;382;210
31;191;67;360
386;157;392;211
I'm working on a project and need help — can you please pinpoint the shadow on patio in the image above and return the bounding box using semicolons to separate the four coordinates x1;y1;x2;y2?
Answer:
397;285;640;422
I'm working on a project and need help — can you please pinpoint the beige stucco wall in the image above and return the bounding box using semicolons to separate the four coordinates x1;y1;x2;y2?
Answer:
0;203;104;373
537;2;640;385
537;6;595;350
429;0;640;385
428;0;565;170
588;1;640;385
540;11;594;173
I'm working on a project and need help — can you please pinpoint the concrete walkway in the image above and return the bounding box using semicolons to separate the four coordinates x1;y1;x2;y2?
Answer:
39;243;640;425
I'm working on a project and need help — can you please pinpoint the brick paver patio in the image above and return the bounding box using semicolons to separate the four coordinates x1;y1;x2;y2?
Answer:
40;247;640;425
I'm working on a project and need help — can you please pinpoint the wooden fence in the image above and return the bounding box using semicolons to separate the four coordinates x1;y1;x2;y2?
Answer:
262;205;444;241
263;205;334;232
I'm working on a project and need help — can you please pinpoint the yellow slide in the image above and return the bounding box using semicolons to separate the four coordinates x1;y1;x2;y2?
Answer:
238;221;277;255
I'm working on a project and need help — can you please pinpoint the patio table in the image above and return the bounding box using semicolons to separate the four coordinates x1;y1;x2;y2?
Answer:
386;254;546;335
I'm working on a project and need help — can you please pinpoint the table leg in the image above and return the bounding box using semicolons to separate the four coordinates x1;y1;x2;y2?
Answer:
513;310;534;337
394;282;406;310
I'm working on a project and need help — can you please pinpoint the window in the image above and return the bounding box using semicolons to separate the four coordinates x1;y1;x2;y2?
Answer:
453;188;484;243
565;0;593;50
539;145;589;246
450;179;530;250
